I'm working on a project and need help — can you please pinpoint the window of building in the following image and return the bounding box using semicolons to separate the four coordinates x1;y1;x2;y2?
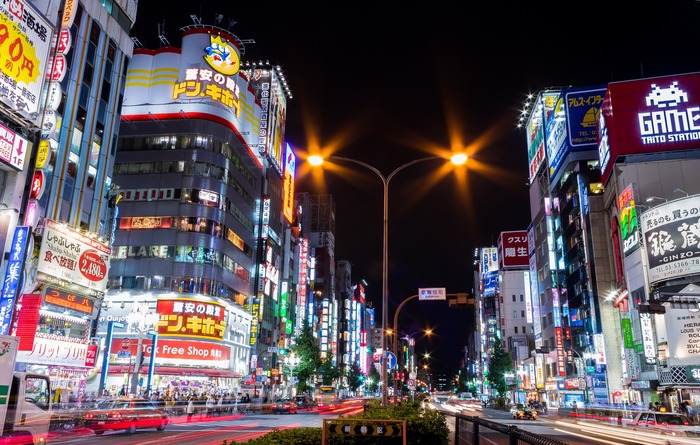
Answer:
520;294;524;302
512;295;516;302
513;310;518;318
514;326;518;334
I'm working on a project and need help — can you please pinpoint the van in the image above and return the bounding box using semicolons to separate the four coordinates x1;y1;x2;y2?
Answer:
294;395;314;410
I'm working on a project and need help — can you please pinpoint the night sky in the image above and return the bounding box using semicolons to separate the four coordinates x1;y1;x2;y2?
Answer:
132;1;700;374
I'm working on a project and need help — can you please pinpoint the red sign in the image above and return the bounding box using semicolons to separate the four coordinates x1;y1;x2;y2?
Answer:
119;216;172;230
29;170;45;199
498;230;529;269
599;72;700;185
57;28;71;54
111;338;230;362
565;378;580;389
78;250;108;282
44;287;95;314
85;344;97;367
16;294;42;351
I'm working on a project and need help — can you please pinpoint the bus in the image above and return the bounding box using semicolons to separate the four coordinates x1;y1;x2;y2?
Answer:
316;386;337;407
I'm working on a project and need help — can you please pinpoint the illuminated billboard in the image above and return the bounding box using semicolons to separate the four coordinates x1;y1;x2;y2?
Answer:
282;143;296;223
248;68;287;174
497;230;528;269
122;27;261;165
526;91;559;183
546;86;606;182
37;220;111;297
480;247;498;277
0;1;53;118
599;73;700;185
617;184;641;255
156;297;226;341
640;195;700;284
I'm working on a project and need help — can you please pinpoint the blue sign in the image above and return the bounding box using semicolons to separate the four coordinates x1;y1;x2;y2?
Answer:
0;226;29;335
381;351;397;370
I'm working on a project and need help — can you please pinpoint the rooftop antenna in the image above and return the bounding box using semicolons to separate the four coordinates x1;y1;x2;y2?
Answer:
157;21;170;47
190;15;202;26
228;18;237;31
215;13;224;25
131;37;143;48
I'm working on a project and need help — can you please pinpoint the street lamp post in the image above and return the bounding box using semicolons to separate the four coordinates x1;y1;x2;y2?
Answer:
307;153;467;406
569;348;590;404
286;353;300;398
127;303;159;396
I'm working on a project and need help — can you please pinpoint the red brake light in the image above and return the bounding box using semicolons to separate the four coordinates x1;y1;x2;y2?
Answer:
85;413;94;419
109;413;122;419
684;421;689;425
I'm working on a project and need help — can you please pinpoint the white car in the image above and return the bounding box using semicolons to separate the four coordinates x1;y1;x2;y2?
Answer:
631;411;700;437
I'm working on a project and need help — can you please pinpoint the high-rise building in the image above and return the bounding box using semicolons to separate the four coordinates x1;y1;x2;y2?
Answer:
0;0;136;398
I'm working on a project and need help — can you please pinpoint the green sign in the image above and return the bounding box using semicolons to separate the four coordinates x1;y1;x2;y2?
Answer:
621;318;634;348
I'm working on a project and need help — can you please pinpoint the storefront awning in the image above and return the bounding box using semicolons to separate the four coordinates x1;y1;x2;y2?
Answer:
106;365;240;378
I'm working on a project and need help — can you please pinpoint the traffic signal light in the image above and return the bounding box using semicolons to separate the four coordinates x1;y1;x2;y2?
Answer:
279;348;288;356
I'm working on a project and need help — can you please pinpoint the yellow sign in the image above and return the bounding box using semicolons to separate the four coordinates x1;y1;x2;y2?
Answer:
203;34;240;76
35;139;50;169
0;14;41;86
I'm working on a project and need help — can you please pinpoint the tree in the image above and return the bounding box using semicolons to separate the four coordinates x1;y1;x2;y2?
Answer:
291;322;322;395
346;363;365;393
457;364;478;395
318;360;342;388
367;364;380;393
488;340;513;400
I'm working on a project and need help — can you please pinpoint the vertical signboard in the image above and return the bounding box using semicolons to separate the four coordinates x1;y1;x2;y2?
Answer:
617;184;641;255
639;313;656;364
282;143;296;223
0;227;29;334
526;91;559;183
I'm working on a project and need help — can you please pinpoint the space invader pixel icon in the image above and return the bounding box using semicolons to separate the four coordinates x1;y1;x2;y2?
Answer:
645;81;688;108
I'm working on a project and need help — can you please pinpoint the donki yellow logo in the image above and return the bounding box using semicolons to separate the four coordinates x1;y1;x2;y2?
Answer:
203;34;239;76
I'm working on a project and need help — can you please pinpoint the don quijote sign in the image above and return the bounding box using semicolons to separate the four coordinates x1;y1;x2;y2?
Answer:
110;338;230;367
37;219;111;296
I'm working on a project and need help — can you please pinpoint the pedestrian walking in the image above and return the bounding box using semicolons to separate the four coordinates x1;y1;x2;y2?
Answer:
186;397;195;423
205;394;215;418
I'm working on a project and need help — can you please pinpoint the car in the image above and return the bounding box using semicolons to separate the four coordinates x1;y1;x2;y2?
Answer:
510;403;537;420
631;411;700;437
82;398;169;435
294;394;314;410
271;398;298;414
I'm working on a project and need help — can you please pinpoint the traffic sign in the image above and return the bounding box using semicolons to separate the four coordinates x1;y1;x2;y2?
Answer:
418;287;446;300
407;378;415;387
409;371;416;379
120;338;131;349
117;350;131;358
380;351;397;370
324;419;405;438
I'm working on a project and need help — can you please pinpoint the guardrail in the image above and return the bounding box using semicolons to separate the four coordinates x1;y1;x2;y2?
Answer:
453;413;569;445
